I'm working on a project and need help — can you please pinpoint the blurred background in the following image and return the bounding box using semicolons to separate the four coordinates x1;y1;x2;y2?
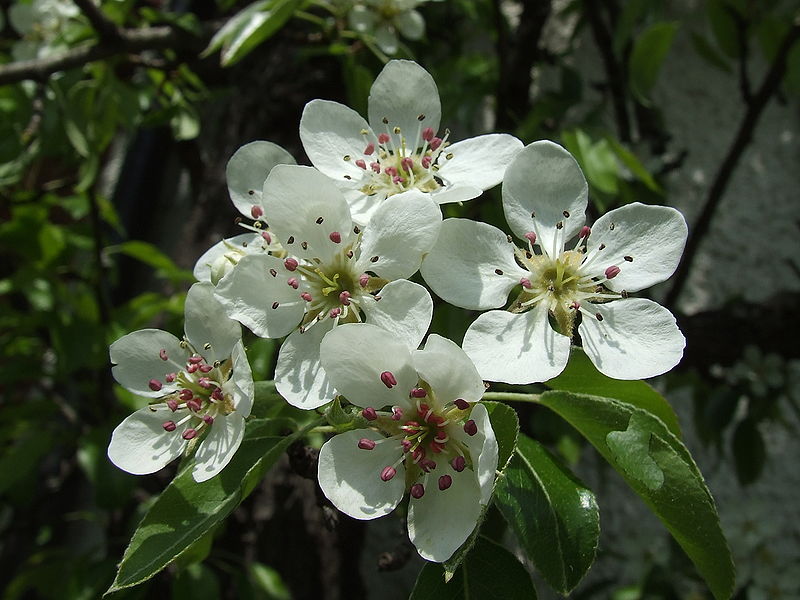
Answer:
0;0;798;598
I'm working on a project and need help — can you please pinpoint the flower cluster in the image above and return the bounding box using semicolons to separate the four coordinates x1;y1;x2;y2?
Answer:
107;60;688;563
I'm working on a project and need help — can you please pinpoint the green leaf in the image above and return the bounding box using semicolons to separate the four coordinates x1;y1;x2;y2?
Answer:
538;391;735;600
546;347;682;438
249;563;291;600
410;536;536;600
707;0;741;58
219;0;302;67
606;413;664;490
105;417;322;594
106;241;194;283
494;434;599;595
690;31;733;73
629;22;679;104
561;130;619;196
441;401;519;580
606;137;661;192
731;418;765;485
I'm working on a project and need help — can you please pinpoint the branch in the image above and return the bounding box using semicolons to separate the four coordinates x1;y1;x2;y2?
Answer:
664;22;800;309
72;0;123;44
0;22;218;86
584;0;631;142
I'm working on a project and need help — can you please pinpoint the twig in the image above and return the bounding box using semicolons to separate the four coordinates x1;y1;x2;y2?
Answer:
664;23;800;309
72;0;123;44
0;22;219;86
584;0;631;142
728;3;753;104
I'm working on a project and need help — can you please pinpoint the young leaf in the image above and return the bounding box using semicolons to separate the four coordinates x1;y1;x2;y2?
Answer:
546;347;682;438
629;22;679;104
538;391;735;600
220;0;302;67
494;434;599;595
410;536;536;600
441;401;519;580
105;417;322;594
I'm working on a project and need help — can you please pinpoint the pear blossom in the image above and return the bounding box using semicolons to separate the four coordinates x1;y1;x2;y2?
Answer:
194;141;295;284
8;0;79;61
421;140;688;384
317;323;498;562
348;0;433;55
214;164;440;409
299;60;523;224
107;282;253;482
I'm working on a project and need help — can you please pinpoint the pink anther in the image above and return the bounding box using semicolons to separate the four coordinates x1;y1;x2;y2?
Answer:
148;379;162;392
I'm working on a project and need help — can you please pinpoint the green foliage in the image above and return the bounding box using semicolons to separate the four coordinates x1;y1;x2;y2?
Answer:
410;536;537;600
628;22;679;104
538;391;736;600
494;434;599;595
106;416;323;593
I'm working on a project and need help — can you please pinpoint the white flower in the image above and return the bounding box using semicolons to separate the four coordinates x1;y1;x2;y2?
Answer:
194;141;295;284
107;282;253;482
348;0;429;55
213;164;440;409
317;323;498;562
299;60;523;224
8;0;79;61
421;140;688;383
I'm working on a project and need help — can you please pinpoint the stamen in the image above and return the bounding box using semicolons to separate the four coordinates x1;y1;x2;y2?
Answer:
211;388;223;401
520;277;532;289
163;421;176;431
199;364;213;373
300;292;312;302
401;157;414;172
624;255;633;262
188;356;203;364
430;138;442;151
358;438;376;450
378;133;390;144
182;428;197;440
272;301;280;309
454;398;469;410
380;466;396;482
364;143;375;155
525;231;537;245
149;379;162;391
494;268;504;275
329;307;341;319
359;273;370;287
165;373;176;383
422;127;434;141
362;407;378;421
438;474;453;491
159;349;168;361
410;483;425;498
605;265;621;279
284;258;298;271
179;389;193;401
186;363;198;374
392;406;403;420
203;415;214;425
380;371;398;388
262;231;272;243
167;399;178;411
187;399;202;412
463;420;478;436
329;231;342;243
410;387;427;398
370;162;381;173
251;206;263;219
580;226;591;238
451;456;466;472
269;268;277;277
421;155;432;168
339;291;351;305
355;159;366;170
287;277;299;289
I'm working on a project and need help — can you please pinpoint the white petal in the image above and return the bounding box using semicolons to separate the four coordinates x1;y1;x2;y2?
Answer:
318;429;405;520
463;306;571;384
420;218;527;310
578;298;685;379
408;467;483;562
229;340;254;417
110;329;188;397
374;23;399;55
436;134;523;192
343;186;386;226
192;413;246;482
355;190;441;280
348;5;376;32
502;141;588;258
413;334;484;405
214;254;306;339
107;406;186;475
450;403;498;504
193;233;267;283
319;323;417;410
394;9;425;39
275;321;336;409
583;203;688;292
429;184;483;205
299;99;371;180
226;141;295;217
263;165;354;264
368;60;441;145
360;279;432;350
184;282;241;365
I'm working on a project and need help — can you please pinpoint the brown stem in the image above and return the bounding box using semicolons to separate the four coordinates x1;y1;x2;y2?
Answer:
664;23;800;309
72;0;123;43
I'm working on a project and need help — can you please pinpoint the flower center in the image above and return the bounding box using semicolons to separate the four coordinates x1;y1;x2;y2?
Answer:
341;115;452;198
357;381;478;499
507;226;626;337
147;343;236;440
